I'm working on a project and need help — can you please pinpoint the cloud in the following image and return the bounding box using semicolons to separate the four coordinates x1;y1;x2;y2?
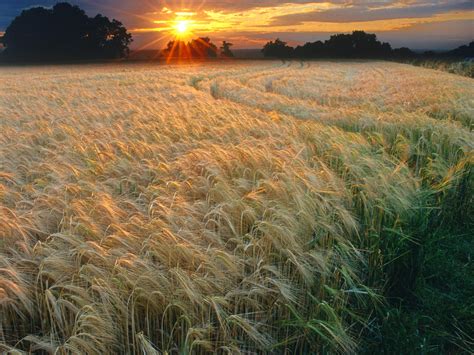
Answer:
270;1;473;25
379;19;474;49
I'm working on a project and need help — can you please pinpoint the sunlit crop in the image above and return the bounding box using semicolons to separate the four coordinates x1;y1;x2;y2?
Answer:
0;61;472;353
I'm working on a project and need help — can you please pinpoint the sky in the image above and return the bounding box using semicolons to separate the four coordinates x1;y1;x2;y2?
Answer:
0;1;473;50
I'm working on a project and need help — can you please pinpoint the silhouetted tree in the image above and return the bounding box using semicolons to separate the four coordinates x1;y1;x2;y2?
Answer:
262;39;294;58
392;47;416;59
162;40;186;58
190;37;218;58
323;31;391;58
162;37;218;59
271;31;394;59
294;41;325;58
352;31;391;57
2;2;132;61
324;33;353;57
221;41;234;58
87;15;132;58
446;41;474;58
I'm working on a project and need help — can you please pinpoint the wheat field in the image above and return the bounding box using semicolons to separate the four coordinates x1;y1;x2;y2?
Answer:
1;61;473;353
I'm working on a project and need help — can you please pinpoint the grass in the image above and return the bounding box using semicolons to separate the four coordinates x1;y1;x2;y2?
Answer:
0;60;472;353
363;226;473;354
397;58;474;78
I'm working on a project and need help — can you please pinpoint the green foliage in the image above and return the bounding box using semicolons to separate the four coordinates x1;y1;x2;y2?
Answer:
362;229;473;354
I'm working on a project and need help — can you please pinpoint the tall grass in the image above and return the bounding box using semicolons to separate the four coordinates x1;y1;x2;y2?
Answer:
396;58;474;78
0;61;472;353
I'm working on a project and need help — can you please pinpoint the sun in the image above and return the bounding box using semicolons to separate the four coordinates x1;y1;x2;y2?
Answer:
174;20;190;37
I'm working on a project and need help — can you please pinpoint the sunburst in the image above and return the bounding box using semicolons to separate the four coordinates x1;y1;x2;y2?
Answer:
174;20;191;37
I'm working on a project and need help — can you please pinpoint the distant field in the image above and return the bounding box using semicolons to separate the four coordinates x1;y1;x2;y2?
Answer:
1;61;473;353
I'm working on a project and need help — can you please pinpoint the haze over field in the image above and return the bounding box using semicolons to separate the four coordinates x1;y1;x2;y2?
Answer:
1;61;472;353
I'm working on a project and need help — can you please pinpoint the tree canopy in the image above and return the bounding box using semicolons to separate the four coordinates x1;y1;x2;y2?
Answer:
446;41;474;58
263;31;392;59
162;37;218;59
2;2;132;61
262;39;294;59
221;41;234;58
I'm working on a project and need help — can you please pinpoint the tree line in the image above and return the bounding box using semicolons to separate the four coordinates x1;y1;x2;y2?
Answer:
161;38;234;59
0;2;472;62
262;31;474;60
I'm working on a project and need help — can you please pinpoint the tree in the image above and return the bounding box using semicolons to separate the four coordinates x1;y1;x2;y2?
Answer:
423;50;436;58
392;47;416;59
221;41;234;58
262;39;294;58
88;15;132;59
162;37;218;59
324;31;391;58
162;40;186;58
2;2;132;61
270;31;395;60
294;41;325;58
190;37;218;58
446;41;474;58
325;33;354;57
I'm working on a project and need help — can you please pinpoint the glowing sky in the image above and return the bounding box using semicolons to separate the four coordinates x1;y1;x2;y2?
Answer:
0;1;473;49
